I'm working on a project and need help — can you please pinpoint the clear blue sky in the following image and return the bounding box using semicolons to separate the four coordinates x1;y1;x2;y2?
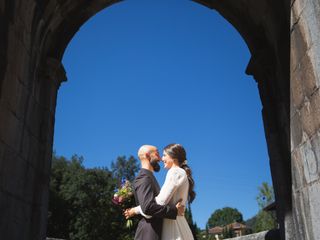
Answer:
54;0;272;229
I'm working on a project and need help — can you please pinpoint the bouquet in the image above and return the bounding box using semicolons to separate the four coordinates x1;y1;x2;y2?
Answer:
112;177;135;228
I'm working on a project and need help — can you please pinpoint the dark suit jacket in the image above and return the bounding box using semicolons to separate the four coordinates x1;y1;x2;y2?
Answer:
133;168;177;240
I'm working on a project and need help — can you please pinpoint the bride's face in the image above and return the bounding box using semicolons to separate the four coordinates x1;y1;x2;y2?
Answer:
162;151;174;169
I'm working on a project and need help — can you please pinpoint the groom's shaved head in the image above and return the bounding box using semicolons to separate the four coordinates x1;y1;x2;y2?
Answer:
138;145;157;160
138;145;161;172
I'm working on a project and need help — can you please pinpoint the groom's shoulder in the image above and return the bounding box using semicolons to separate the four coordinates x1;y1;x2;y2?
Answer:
134;171;152;184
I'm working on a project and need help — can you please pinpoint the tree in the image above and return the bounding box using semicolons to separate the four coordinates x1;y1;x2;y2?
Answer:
47;153;72;239
47;153;138;240
111;155;139;183
256;182;275;209
253;210;277;233
207;207;243;228
252;182;277;233
185;203;200;239
245;215;257;230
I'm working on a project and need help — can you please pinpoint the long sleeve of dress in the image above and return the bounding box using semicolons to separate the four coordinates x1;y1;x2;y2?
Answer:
155;167;187;205
135;168;187;218
135;175;177;219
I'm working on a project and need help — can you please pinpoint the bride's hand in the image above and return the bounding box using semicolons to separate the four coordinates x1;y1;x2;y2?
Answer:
176;201;185;216
124;208;136;219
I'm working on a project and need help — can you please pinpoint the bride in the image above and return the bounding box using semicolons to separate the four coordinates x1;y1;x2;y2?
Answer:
125;143;196;240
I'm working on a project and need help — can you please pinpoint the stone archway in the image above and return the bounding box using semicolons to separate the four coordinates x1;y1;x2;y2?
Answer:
1;0;318;239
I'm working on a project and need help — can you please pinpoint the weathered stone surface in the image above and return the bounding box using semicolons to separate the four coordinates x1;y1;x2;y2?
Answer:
300;89;320;138
292;186;312;240
299;138;319;184
292;147;304;190
0;103;23;152
224;229;280;240
291;10;310;72
290;1;320;238
2;0;320;239
291;111;302;150
308;181;320;238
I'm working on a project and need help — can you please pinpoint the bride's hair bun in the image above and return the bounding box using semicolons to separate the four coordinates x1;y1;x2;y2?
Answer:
163;144;196;203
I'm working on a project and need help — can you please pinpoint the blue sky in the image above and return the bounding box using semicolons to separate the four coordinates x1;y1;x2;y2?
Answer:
54;0;272;229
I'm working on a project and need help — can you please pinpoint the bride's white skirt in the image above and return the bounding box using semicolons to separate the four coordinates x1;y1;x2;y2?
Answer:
162;216;194;240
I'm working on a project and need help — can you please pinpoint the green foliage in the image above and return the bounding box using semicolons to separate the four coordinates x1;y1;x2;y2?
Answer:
111;155;139;183
253;182;277;233
207;207;243;228
256;182;275;209
252;210;277;233
245;215;257;230
47;153;139;240
47;154;72;239
245;182;277;233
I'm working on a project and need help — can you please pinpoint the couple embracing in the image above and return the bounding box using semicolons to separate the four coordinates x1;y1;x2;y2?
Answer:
124;143;195;240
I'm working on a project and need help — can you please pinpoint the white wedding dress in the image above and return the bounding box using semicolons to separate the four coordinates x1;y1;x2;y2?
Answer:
135;167;194;240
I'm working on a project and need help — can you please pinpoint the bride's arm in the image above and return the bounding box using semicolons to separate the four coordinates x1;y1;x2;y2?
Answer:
155;168;187;205
126;169;186;218
132;205;152;218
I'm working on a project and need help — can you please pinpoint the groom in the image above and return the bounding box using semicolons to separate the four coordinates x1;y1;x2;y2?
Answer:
130;145;184;240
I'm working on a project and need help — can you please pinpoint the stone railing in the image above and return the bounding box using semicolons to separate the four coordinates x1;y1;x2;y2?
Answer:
225;229;280;240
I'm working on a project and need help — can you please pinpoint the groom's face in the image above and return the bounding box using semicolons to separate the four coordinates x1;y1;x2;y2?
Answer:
149;149;161;172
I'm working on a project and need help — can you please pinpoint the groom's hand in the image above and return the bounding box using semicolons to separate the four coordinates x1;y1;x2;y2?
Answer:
175;199;185;216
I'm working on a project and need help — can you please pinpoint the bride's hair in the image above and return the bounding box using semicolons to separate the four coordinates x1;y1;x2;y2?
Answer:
163;143;196;203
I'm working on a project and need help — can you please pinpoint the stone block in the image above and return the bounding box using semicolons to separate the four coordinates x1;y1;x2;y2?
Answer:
301;51;319;97
308;44;320;92
299;138;319;184
0;103;23;152
300;89;320;138
22;162;37;203
302;0;320;89
291;0;307;25
20;129;31;161
0;148;27;198
309;88;320;132
3;192;32;240
0;140;38;203
44;142;53;175
16;0;36;34
224;230;277;240
292;186;313;239
0;1;4;15
42;1;61;26
25;97;41;139
310;130;320;177
291;49;319;113
291;66;304;109
292;147;305;190
6;25;31;88
0;191;9;236
291;17;310;72
26;133;40;168
303;0;320;50
308;181;320;238
0;140;5;169
291;111;302;150
40;110;55;145
14;15;32;53
1;71;29;120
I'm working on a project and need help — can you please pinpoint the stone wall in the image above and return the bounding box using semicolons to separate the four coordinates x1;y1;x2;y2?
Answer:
0;0;319;239
225;229;279;240
291;0;320;240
